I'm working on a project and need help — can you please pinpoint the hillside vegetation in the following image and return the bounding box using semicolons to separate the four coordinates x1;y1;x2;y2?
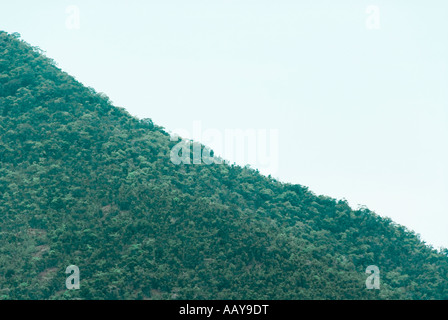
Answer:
0;31;447;300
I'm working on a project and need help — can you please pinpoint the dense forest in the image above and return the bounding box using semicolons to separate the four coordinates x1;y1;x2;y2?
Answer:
0;30;447;300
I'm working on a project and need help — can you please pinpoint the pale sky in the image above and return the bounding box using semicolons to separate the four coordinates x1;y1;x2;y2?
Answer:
1;0;447;249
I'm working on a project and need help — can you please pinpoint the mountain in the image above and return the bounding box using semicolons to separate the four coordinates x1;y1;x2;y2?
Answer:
0;31;447;300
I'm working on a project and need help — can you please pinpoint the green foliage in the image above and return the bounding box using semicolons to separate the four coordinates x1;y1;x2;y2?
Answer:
0;30;447;300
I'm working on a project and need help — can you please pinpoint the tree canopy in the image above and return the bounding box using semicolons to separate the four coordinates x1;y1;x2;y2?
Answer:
0;31;447;300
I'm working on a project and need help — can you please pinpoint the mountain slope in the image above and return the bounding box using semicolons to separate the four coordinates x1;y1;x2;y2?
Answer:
0;31;447;300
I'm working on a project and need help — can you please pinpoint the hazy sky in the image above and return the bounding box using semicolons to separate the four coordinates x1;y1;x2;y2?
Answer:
1;0;447;249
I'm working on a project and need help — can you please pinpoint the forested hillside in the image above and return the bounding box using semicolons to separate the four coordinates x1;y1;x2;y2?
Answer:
0;31;447;300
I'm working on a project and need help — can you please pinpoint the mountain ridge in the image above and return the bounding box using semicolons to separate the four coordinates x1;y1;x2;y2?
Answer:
0;31;447;300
